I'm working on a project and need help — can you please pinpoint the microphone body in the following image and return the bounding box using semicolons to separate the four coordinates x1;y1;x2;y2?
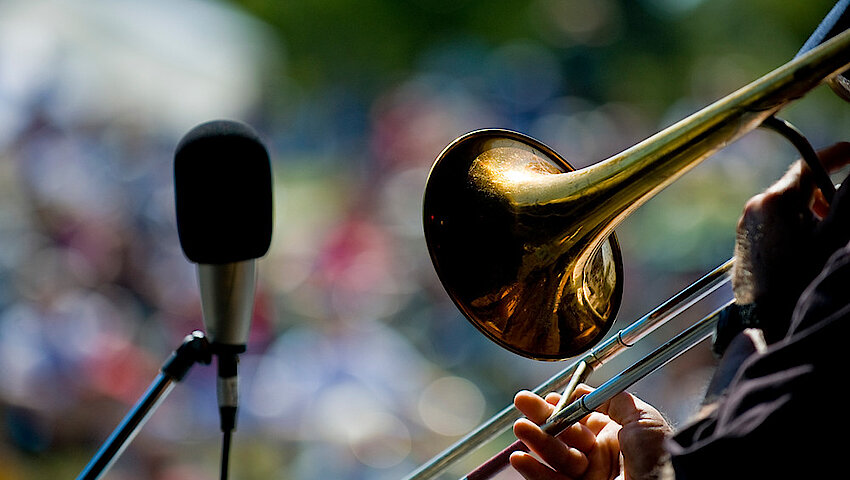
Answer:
197;262;257;351
174;119;273;352
173;119;273;441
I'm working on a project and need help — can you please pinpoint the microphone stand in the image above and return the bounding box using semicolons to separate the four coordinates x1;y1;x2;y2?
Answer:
76;331;213;480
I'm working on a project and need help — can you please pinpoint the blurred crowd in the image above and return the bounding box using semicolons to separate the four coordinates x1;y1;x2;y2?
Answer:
1;0;848;479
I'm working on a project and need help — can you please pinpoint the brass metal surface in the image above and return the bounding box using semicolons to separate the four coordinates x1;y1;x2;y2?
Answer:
424;131;623;359
422;28;850;361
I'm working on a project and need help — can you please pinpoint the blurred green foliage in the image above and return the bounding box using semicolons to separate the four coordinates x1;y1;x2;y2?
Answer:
233;0;836;112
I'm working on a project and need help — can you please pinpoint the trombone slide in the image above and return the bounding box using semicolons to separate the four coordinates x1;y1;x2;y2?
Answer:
463;301;729;480
403;261;732;480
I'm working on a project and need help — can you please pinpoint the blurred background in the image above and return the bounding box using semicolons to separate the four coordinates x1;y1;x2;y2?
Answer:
0;0;848;478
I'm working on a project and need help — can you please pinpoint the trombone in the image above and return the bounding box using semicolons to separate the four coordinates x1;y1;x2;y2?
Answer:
408;26;850;480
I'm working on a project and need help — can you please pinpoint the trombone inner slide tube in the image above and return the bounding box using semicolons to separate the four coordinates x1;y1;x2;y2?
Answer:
423;28;850;361
462;302;729;480
403;260;732;480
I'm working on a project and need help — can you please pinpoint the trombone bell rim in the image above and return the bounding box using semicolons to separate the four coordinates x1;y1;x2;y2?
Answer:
423;129;624;360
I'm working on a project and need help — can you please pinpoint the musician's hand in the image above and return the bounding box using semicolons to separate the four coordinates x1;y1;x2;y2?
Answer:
733;142;850;340
510;385;671;480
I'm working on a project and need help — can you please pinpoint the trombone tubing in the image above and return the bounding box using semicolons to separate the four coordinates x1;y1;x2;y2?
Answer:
411;22;850;480
462;300;731;480
403;260;732;480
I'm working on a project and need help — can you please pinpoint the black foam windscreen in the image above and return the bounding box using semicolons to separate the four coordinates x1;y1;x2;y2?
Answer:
174;120;273;264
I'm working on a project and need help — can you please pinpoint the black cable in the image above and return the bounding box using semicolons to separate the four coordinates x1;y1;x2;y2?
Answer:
220;429;232;480
216;351;239;480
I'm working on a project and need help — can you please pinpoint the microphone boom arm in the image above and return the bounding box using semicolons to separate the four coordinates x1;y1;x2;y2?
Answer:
76;331;213;480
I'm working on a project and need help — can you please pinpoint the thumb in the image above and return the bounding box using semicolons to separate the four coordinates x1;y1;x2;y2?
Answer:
595;391;664;427
598;392;671;480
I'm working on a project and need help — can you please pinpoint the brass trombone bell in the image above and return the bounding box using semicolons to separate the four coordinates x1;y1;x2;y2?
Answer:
422;28;850;361
423;131;623;359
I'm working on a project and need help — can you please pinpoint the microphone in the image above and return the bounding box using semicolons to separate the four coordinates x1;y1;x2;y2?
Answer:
173;119;273;438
